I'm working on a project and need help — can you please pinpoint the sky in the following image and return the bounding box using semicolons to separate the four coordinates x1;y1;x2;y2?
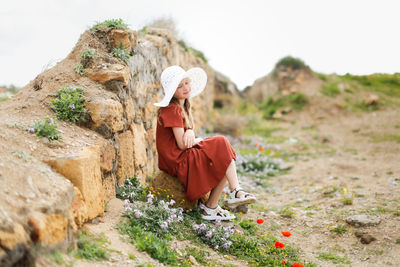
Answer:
0;0;399;90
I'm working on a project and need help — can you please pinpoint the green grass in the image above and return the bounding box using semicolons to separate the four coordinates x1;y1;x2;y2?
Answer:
177;39;208;63
331;225;347;235
321;82;341;97
341;197;354;205
44;249;65;264
275;55;306;70
0;95;9;102
341;73;400;97
372;134;400;143
261;92;309;118
183;247;210;265
72;231;110;261
317;252;351;264
278;206;295;218
74;63;87;76
91;18;129;32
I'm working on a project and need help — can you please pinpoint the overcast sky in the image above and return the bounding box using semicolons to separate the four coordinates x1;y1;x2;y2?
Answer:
1;0;399;90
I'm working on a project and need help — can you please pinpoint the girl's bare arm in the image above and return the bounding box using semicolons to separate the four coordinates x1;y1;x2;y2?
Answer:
172;127;196;150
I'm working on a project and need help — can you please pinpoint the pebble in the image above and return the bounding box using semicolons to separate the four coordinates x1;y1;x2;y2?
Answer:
346;214;381;227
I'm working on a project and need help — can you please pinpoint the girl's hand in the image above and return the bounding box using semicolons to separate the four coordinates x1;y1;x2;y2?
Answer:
183;129;195;148
194;137;203;144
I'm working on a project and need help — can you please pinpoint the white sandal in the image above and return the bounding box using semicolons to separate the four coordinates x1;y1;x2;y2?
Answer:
199;203;235;221
225;186;257;206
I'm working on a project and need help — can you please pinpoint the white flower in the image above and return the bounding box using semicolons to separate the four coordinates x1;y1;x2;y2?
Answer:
160;221;168;229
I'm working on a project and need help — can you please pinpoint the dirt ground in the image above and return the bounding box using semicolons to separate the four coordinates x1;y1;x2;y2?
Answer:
245;106;400;266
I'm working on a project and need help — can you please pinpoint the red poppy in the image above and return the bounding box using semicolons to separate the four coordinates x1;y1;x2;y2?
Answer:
282;260;287;265
259;146;264;151
274;241;285;249
292;263;304;267
256;219;264;224
281;231;292;237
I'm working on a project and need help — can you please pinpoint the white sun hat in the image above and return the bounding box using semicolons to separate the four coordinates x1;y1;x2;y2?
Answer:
154;65;207;107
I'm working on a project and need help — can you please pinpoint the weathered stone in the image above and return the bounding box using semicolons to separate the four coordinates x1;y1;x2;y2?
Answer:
0;223;30;250
103;174;116;202
365;94;379;106
71;187;88;228
86;97;124;133
131;123;147;182
124;98;135;125
100;141;115;173
87;63;131;86
46;146;104;220
110;29;132;50
151;171;209;211
346;215;381;227
116;130;135;185
28;214;68;244
189;255;198;266
355;232;377;244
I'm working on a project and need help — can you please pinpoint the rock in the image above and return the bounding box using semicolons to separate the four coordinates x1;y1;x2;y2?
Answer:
224;204;248;214
124;98;135;125
28;214;68;244
355;232;377;244
188;255;198;266
100;141;115;173
0;223;31;267
86;97;124;134
151;171;209;211
103;174;116;202
131;123;147;181
71;187;88;228
365;94;379;106
346;215;381;227
46;146;105;221
116;130;135;185
110;29;137;51
87;63;131;86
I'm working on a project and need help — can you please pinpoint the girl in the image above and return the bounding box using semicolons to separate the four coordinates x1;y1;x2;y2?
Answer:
155;65;256;221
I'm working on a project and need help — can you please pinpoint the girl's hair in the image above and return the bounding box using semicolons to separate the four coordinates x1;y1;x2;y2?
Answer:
157;97;194;129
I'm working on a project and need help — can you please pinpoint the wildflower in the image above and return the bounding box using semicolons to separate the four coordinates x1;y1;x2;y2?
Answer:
160;221;168;229
177;215;184;222
274;241;285;249
70;104;75;110
214;245;219;250
193;224;200;231
294;186;298;194
282;232;292;237
205;230;213;239
123;199;130;206
198;223;207;234
133;209;143;218
169;199;175;206
147;192;154;199
259;146;264;151
49;118;54;125
215;219;221;226
343;188;348;194
257;219;264;224
147;198;153;204
282;260;287;264
292;263;304;267
27;128;36;133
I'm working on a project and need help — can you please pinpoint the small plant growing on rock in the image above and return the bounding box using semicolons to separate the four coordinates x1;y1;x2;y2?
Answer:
91;18;129;32
74;63;87;76
50;85;88;124
113;44;130;63
275;56;306;70
80;48;97;67
29;117;60;141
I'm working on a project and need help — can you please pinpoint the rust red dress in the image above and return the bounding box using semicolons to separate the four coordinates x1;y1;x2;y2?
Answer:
156;103;237;202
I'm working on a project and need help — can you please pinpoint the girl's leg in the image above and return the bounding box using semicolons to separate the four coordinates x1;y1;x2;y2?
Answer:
206;176;227;208
225;159;250;198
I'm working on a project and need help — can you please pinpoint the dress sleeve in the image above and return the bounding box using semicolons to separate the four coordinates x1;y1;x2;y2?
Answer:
160;105;184;128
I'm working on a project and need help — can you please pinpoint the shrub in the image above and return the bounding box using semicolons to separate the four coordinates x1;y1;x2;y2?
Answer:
74;63;87;76
50;85;88;124
30;117;60;141
113;44;130;63
72;231;110;261
236;152;284;179
278;206;295;218
275;56;306;70
80;48;96;67
262;93;309;117
91;18;129;32
321;82;341;97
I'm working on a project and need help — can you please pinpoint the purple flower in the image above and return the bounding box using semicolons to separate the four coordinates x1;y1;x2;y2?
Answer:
28;128;36;133
160;221;168;229
49;118;54;125
225;232;230;238
123;199;130;207
198;223;207;234
133;209;143;218
214;245;219;250
177;215;183;222
193;224;200;231
215;219;221;226
169;199;175;206
70;104;75;110
147;193;154;199
205;230;213;239
147;198;153;204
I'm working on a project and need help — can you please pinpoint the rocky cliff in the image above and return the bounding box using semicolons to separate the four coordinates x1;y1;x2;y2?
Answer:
0;24;238;266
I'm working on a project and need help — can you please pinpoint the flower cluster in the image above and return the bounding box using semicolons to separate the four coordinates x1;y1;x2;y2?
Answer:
236;152;284;179
29;117;60;141
123;194;184;238
50;85;88;124
192;223;235;251
117;177;147;202
113;44;130;63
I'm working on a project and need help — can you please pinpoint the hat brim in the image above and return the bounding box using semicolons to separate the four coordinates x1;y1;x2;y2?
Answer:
154;67;207;107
